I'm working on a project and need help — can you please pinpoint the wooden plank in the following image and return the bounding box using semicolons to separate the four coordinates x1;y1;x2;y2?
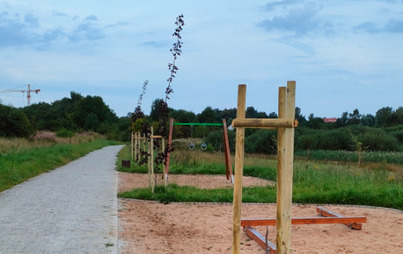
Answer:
232;84;246;254
241;216;367;227
317;207;365;230
244;226;276;254
232;118;298;129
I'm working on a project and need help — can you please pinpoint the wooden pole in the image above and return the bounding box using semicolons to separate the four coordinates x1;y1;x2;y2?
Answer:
150;126;155;193
232;84;246;254
232;118;298;128
131;132;134;161
276;81;296;253
223;119;234;183
165;118;174;177
162;137;167;187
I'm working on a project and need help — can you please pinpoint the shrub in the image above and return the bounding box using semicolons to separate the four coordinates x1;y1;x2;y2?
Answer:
56;128;74;138
245;129;277;154
0;104;34;137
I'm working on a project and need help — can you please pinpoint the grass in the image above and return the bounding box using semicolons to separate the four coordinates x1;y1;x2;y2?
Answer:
296;149;403;164
0;136;120;192
117;144;403;210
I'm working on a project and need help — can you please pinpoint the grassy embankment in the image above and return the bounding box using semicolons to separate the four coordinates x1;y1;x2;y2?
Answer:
0;133;120;192
118;144;403;210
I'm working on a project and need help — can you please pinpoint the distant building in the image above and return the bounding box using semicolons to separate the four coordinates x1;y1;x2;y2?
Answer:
323;117;337;123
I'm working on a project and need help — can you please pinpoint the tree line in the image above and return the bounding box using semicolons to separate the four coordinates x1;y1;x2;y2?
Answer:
148;98;403;153
0;92;130;140
1;95;402;153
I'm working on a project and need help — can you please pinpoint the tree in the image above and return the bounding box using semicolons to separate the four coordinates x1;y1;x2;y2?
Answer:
149;98;165;122
361;114;376;126
348;109;361;125
295;107;307;126
0;104;34;137
198;106;219;123
307;113;324;129
375;107;393;127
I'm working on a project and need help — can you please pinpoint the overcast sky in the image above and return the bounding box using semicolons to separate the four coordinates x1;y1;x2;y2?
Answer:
1;0;402;118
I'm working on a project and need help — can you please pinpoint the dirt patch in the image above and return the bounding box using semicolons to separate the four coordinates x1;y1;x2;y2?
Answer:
118;173;403;253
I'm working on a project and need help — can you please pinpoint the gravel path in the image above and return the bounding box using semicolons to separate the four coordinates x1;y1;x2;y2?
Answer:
0;145;124;254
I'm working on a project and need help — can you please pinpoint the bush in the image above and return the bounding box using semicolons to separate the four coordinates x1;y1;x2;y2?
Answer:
359;131;400;151
206;129;235;152
0;104;34;137
55;128;74;138
245;129;277;154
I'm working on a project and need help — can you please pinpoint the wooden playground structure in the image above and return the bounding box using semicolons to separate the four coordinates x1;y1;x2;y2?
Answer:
231;82;366;253
131;118;234;191
131;126;165;192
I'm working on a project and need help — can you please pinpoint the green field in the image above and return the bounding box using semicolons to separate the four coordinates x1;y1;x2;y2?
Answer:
118;145;403;210
0;135;120;192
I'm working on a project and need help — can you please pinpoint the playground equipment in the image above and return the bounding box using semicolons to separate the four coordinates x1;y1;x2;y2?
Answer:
165;119;234;183
231;82;366;254
231;82;298;254
131;126;165;191
242;206;367;253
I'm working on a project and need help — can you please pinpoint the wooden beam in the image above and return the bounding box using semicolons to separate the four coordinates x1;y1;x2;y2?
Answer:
317;207;365;230
241;216;367;227
244;226;276;254
232;84;246;254
232;118;298;129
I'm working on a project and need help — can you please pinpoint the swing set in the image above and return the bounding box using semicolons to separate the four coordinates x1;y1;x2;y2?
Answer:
165;118;234;183
131;118;234;191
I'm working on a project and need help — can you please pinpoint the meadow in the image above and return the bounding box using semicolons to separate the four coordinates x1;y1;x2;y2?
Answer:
118;144;403;210
0;133;120;192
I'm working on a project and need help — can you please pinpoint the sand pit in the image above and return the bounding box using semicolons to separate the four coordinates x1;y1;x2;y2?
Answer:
118;172;403;253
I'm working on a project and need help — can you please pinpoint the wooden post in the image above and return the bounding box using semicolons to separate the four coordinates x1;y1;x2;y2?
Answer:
150;127;155;193
162;137;167;187
232;84;246;254
165;118;174;177
276;81;296;253
223;119;233;183
131;132;134;161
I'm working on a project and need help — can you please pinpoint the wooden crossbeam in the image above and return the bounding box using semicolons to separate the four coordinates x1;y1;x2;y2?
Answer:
241;216;366;227
244;226;276;254
317;206;365;230
232;118;298;129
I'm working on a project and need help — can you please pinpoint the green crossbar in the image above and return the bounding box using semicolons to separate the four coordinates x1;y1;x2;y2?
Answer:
173;122;223;126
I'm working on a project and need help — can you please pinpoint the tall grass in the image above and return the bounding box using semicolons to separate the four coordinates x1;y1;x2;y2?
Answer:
0;137;119;192
118;145;403;209
296;149;403;164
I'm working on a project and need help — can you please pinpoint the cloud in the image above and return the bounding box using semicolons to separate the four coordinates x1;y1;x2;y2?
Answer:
0;11;106;49
263;0;304;11
355;18;403;33
259;3;333;36
142;40;170;48
68;16;105;41
0;11;36;47
52;10;69;18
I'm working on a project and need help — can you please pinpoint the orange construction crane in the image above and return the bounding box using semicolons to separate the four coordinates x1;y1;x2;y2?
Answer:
0;84;40;106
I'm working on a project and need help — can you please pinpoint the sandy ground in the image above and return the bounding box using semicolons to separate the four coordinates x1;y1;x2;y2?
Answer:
118;172;403;254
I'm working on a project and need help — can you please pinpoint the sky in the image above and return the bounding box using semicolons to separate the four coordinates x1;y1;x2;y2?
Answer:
0;0;402;118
